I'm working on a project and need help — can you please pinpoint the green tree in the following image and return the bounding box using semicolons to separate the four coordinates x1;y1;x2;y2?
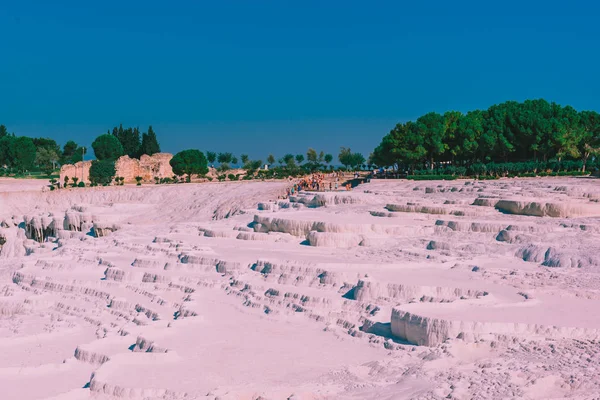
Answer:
71;146;87;164
324;153;333;165
33;138;61;156
338;147;365;170
140;125;161;156
417;112;446;169
518;99;553;161
36;147;61;173
11;137;37;172
243;159;262;172
458;110;484;163
371;122;426;169
170;149;209;182
351;152;366;170
240;154;249;164
62;140;78;163
92;134;124;161
551;104;582;162
112;125;141;158
0;136;13;167
89;160;116;186
217;152;233;164
232;156;239;165
306;148;318;163
443;111;463;162
61;141;87;164
267;154;276;165
206;151;217;164
295;154;304;164
0;125;7;138
338;147;352;168
283;153;296;167
579;111;600;172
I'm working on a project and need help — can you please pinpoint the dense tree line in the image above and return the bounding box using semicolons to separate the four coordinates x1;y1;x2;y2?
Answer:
0;123;162;179
371;99;600;173
166;146;364;183
1;120;368;185
0;125;87;174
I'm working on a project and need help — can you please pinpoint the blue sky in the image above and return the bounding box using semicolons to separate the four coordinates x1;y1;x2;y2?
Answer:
1;1;599;159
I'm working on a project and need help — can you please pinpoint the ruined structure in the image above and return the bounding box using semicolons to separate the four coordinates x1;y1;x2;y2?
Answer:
60;160;92;184
60;153;174;184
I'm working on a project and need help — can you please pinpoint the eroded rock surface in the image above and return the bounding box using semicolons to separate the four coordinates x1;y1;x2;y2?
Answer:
2;177;600;399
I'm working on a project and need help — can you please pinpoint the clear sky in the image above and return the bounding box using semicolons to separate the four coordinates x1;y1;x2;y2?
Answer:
1;1;599;159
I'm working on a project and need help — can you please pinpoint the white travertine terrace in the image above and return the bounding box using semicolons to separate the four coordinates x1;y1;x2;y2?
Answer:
3;176;600;399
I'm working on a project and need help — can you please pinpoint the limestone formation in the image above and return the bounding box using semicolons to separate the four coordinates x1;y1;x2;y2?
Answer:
6;177;600;398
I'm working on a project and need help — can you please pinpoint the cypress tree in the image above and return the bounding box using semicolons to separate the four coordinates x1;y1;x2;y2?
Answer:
140;125;161;156
0;125;8;138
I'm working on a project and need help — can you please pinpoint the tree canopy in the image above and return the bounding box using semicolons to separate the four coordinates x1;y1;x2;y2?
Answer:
36;147;61;174
110;124;161;158
206;151;217;164
89;160;116;186
338;147;365;170
170;149;209;181
112;124;140;158
217;152;233;164
371;99;600;172
11;137;37;172
140;126;161;156
62;140;87;164
92;134;124;161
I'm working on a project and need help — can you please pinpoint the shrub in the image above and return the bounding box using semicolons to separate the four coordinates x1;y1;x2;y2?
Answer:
455;166;467;177
89;160;116;186
469;163;486;176
218;163;231;172
207;176;213;182
154;177;160;184
135;176;143;186
217;174;226;182
227;173;237;181
77;181;85;187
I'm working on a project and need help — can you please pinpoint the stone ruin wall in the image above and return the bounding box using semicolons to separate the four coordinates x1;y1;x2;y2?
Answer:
59;161;92;184
59;153;174;184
